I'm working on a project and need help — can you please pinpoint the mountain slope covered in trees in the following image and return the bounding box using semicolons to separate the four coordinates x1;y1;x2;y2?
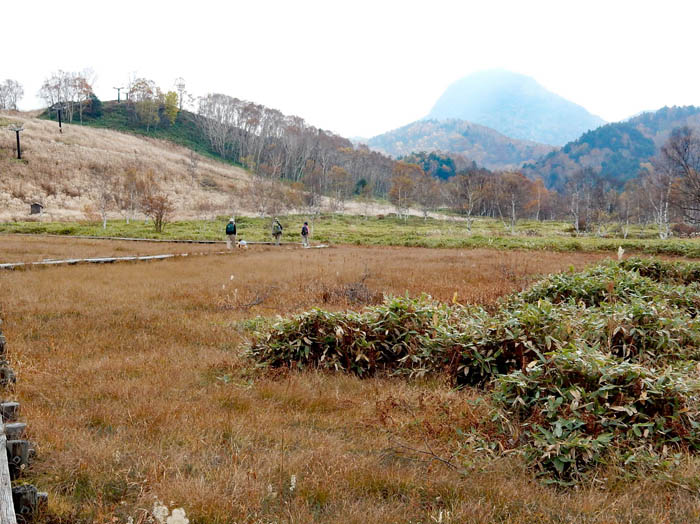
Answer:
524;105;700;190
367;118;555;170
427;70;606;146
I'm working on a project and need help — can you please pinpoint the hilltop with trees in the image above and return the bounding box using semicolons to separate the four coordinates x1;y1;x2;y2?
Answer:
524;105;700;191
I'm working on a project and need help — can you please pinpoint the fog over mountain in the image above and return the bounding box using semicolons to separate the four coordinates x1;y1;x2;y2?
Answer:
427;70;606;146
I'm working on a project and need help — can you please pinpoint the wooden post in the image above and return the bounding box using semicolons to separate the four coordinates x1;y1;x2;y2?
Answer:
0;321;44;522
12;485;46;519
8;127;23;161
3;426;24;442
0;423;16;524
6;441;30;480
0;406;18;424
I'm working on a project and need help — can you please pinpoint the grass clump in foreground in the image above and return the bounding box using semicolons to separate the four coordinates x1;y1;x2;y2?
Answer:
248;257;700;484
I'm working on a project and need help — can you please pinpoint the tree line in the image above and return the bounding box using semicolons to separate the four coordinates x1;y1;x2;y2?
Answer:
5;72;700;237
192;91;700;236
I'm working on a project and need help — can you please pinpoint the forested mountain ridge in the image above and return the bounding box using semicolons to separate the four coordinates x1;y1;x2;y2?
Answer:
427;70;606;146
523;105;700;190
366;118;556;170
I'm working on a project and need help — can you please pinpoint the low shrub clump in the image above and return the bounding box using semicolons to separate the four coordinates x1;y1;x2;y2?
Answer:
516;261;700;314
494;346;700;482
247;295;465;377
246;257;700;483
620;256;700;285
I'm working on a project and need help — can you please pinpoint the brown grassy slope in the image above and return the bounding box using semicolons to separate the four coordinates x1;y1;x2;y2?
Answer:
1;244;699;523
0;111;249;221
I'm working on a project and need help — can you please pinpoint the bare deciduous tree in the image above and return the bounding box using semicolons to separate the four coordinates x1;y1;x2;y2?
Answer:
114;166;147;224
0;79;24;110
639;162;674;239
449;172;484;231
89;163;116;229
247;176;289;217
661;126;700;223
38;70;94;123
389;162;421;219
140;178;175;232
328;166;354;212
413;172;443;219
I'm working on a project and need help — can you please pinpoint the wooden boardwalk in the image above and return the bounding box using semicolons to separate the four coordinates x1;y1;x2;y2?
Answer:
0;252;227;270
0;244;330;270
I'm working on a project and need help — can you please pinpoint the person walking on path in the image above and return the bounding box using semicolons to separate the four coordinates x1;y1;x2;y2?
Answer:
225;218;237;250
301;221;309;247
272;218;283;245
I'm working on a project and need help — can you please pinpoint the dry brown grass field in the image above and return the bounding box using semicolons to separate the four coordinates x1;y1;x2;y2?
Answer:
0;112;248;221
1;241;699;523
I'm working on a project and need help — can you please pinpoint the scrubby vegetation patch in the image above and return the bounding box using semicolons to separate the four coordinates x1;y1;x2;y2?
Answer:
247;257;700;482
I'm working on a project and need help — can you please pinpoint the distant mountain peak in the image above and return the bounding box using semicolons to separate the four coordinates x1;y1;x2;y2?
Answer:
427;70;606;146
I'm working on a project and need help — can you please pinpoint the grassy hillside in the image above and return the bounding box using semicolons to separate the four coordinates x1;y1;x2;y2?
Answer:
41;101;229;164
0;111;250;221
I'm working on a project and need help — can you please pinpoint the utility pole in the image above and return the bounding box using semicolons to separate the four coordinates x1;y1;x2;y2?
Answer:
113;86;124;103
174;77;186;111
9;125;24;160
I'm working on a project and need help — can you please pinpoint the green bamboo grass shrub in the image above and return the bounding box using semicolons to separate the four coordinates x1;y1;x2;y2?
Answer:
247;295;467;377
246;258;700;482
494;346;700;482
516;263;700;314
620;257;700;285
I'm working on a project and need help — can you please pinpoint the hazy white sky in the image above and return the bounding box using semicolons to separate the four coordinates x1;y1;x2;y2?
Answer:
4;0;699;138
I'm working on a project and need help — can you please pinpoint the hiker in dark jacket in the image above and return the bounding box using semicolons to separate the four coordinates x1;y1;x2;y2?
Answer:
301;221;309;247
272;218;283;245
225;218;237;250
